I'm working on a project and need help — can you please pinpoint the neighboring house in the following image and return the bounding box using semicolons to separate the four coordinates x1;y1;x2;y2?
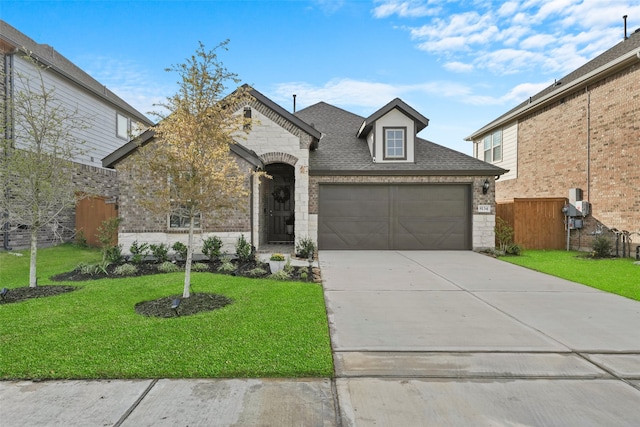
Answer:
0;20;153;249
466;28;640;251
104;86;506;253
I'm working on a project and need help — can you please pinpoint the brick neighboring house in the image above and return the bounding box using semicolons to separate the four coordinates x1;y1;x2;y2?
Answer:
0;20;153;249
467;28;640;252
104;86;506;253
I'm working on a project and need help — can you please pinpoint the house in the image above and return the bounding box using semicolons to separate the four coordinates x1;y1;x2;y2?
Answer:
466;28;640;252
0;20;154;249
103;86;506;253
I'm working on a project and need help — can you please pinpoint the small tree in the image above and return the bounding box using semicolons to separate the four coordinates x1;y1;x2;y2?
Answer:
124;41;254;298
0;53;91;287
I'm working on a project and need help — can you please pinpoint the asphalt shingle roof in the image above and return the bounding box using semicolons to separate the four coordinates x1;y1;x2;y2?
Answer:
295;101;507;176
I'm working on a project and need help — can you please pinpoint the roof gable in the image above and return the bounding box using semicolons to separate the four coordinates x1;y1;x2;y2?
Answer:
357;98;429;138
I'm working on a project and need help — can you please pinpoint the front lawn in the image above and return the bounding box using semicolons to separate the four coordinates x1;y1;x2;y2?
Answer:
0;244;333;380
500;250;640;301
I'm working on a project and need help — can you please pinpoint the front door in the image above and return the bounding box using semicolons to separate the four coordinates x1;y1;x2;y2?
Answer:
267;165;294;243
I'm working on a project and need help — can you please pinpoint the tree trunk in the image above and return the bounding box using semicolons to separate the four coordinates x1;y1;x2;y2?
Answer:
183;217;194;298
29;228;38;287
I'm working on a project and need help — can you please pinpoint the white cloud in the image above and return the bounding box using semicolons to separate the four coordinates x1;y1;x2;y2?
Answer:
465;81;550;106
372;0;437;18
376;0;640;90
269;78;472;112
444;61;475;73
497;1;519;17
80;55;171;119
519;33;556;50
311;0;345;15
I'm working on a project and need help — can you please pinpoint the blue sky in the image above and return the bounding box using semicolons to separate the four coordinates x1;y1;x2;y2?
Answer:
2;0;639;154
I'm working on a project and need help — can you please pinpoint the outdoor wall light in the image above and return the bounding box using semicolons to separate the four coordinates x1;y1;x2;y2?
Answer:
482;179;490;195
171;298;181;316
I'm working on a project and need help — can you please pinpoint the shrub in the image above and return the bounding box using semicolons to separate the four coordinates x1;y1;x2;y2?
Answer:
246;267;267;277
76;262;109;276
505;243;522;256
96;217;122;263
495;217;515;253
218;261;235;273
300;271;308;281
192;262;209;272
269;269;291;280
74;230;88;247
202;236;223;260
105;245;124;264
235;234;253;263
295;237;316;259
129;240;150;264
172;242;188;260
270;253;285;261
158;261;180;273
113;263;138;276
592;236;612;258
149;243;169;263
283;258;294;274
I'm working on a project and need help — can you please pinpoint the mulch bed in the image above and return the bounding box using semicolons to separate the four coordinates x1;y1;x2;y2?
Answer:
50;259;320;283
135;293;233;318
0;285;78;304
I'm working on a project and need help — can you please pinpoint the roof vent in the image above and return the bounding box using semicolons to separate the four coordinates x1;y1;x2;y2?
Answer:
624;15;628;40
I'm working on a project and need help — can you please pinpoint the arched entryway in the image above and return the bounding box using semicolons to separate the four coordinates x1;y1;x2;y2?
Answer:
265;163;295;243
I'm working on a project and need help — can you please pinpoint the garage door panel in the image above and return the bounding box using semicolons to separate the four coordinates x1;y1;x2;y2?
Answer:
318;184;471;250
394;218;467;249
319;219;389;249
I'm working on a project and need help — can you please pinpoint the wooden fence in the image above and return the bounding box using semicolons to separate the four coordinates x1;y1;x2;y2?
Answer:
496;198;567;250
75;196;118;247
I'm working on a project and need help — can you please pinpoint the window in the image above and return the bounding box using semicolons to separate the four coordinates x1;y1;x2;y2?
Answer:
167;174;202;229
116;113;130;140
384;127;406;160
483;129;502;163
243;106;252;130
169;207;201;229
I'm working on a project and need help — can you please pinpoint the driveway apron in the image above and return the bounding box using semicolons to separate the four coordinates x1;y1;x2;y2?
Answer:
321;250;640;426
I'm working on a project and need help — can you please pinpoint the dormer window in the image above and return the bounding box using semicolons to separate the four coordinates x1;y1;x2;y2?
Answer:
384;127;407;160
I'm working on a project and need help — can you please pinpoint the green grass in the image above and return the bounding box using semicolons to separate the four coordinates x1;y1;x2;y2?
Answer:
0;244;333;380
500;250;640;301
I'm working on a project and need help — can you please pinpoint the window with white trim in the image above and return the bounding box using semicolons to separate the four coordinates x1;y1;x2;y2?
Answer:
384;127;406;160
116;113;130;140
483;129;502;163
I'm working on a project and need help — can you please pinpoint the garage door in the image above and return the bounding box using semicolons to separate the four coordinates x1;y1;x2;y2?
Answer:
318;184;471;250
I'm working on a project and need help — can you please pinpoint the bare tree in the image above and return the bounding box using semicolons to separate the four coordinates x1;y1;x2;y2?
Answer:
124;41;254;298
0;53;90;287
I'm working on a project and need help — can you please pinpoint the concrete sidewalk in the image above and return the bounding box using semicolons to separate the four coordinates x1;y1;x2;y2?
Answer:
2;250;640;426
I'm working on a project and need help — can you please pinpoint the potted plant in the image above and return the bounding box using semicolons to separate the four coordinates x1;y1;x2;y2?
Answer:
285;213;294;235
269;253;286;273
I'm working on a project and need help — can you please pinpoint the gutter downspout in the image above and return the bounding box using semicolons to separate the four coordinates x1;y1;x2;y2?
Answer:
3;52;13;250
586;87;591;202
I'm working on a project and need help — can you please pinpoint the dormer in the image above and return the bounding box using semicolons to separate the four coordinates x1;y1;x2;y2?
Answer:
357;98;429;163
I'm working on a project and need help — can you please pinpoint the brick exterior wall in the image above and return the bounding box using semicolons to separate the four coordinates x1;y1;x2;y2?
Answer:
495;62;640;252
1;162;118;249
114;151;253;253
309;174;497;250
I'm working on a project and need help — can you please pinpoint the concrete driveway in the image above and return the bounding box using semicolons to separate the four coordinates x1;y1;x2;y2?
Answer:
321;251;640;426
